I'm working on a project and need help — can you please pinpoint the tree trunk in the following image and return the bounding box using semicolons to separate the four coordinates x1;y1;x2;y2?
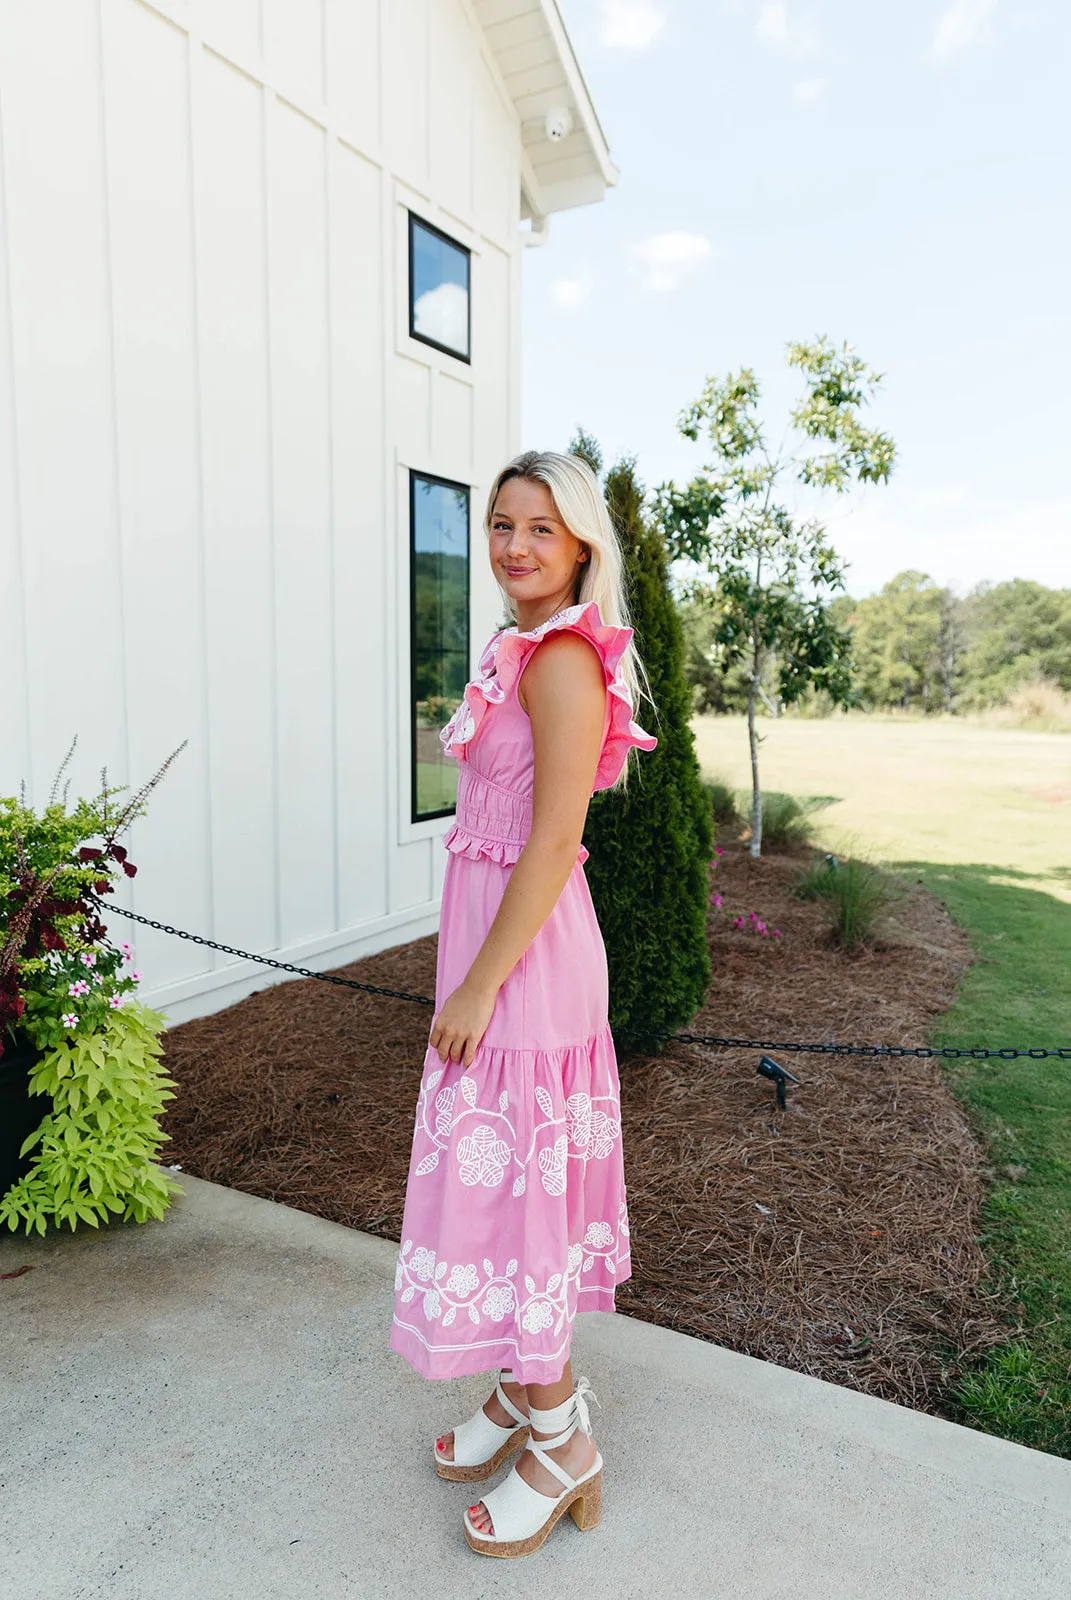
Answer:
748;638;762;859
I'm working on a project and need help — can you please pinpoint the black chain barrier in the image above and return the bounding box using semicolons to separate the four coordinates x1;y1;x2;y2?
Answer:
95;898;1071;1065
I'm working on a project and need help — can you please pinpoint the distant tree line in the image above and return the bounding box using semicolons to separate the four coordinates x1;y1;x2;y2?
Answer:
681;571;1071;715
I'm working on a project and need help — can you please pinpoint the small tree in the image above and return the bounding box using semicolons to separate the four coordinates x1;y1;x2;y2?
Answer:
571;430;713;1047
654;337;896;855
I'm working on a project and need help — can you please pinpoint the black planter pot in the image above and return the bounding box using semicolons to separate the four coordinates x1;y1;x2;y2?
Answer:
0;1038;48;1196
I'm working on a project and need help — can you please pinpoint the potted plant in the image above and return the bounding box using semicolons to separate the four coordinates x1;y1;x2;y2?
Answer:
0;742;185;1235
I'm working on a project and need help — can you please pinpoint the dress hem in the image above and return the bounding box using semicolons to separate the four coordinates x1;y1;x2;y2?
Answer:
388;1274;629;1385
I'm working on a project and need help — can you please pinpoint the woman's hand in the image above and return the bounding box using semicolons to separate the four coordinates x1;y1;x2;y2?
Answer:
429;980;498;1068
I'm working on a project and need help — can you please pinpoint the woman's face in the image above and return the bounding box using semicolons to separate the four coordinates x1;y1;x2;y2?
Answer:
488;477;588;621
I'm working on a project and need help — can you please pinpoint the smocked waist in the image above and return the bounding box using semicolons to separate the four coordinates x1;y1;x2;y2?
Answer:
455;764;532;845
442;766;588;867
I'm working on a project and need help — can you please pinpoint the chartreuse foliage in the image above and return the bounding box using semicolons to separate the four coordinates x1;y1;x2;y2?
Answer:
0;1002;180;1235
571;432;713;1048
1;740;185;1232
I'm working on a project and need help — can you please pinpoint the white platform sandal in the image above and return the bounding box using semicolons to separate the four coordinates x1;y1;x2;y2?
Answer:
434;1371;531;1482
462;1377;602;1558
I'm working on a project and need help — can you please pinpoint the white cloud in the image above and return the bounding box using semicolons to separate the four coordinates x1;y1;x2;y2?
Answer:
928;0;999;61
549;273;594;310
598;0;668;51
792;76;828;106
755;3;819;57
628;231;716;293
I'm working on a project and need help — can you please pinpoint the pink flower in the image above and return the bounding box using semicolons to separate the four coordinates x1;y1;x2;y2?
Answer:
732;917;745;930
108;993;125;1009
92;972;104;985
131;969;143;983
712;893;724;909
61;1012;78;1029
772;929;781;938
120;942;134;958
715;847;724;856
68;980;90;998
80;951;97;969
756;921;767;935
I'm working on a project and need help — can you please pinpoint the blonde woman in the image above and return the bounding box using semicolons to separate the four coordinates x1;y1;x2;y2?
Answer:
389;450;656;1557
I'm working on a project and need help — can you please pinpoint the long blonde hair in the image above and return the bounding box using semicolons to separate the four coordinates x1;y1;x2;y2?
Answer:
483;450;653;780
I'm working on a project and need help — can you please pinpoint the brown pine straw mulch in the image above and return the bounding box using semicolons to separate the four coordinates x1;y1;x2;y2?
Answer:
162;844;1020;1416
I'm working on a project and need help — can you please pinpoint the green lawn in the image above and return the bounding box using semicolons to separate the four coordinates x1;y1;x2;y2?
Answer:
693;713;1071;1455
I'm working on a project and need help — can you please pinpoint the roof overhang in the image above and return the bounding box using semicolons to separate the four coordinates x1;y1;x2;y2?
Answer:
472;0;620;237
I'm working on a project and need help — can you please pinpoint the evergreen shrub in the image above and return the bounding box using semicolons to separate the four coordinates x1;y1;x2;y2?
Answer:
575;439;713;1048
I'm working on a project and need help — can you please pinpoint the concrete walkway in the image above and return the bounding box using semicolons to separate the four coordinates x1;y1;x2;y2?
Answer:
2;1174;1069;1600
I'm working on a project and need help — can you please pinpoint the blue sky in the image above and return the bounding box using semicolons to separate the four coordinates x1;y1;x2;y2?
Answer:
521;0;1070;598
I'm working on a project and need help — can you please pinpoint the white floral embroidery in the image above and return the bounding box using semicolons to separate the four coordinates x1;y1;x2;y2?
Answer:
434;1085;456;1138
566;1092;592;1149
410;1059;622;1192
445;1262;479;1296
410;1246;437;1282
521;1300;554;1334
538;1134;568;1196
393;1218;628;1346
481;1283;516;1322
457;1124;511;1188
589;1109;620;1159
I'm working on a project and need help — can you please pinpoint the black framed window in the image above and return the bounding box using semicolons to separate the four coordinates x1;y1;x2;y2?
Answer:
408;212;471;362
410;471;469;822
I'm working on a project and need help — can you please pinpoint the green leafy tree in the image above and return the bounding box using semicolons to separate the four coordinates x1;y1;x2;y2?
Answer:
832;574;1071;714
837;571;959;711
960;579;1071;704
655;337;896;855
677;596;751;714
571;431;713;1047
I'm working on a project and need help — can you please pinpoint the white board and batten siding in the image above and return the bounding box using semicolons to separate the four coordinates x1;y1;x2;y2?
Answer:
0;0;521;1022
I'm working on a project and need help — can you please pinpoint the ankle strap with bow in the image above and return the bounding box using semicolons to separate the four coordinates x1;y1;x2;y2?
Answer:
527;1376;598;1453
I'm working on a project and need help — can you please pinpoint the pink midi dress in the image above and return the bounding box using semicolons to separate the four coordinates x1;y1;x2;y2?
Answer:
388;599;657;1386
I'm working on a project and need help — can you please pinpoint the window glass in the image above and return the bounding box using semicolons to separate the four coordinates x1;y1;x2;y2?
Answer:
411;473;469;820
410;216;470;359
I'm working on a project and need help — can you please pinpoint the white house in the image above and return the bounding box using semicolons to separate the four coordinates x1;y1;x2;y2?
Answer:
0;0;618;1022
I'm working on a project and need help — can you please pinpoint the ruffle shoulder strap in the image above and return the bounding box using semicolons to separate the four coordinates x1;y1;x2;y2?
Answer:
440;599;657;790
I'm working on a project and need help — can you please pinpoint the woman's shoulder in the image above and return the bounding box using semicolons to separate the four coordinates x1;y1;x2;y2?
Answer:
505;599;631;665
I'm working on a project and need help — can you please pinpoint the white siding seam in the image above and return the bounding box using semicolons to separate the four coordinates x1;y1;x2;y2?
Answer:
143;0;392;182
261;83;283;949
377;154;390;907
324;126;340;934
184;24;218;957
95;0;135;855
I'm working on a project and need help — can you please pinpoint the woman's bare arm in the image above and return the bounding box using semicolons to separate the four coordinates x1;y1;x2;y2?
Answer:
428;630;606;1067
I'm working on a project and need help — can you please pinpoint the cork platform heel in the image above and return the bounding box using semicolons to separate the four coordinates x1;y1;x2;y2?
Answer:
462;1377;603;1558
434;1373;530;1482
